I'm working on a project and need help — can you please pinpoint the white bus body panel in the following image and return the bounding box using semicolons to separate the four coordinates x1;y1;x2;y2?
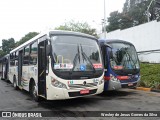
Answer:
9;65;38;91
22;65;38;91
46;58;104;100
9;66;17;84
46;76;104;100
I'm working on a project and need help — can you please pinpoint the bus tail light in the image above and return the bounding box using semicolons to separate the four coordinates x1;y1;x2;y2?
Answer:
51;77;67;89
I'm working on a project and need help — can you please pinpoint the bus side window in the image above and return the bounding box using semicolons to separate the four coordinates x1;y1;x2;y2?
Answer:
23;46;30;65
15;52;18;66
30;41;38;65
108;48;116;68
10;53;15;66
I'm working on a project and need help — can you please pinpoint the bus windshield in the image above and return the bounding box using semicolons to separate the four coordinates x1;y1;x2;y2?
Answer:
108;42;140;75
50;35;103;79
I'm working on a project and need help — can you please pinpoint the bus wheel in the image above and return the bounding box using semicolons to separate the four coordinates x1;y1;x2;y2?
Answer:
31;82;41;102
13;76;18;90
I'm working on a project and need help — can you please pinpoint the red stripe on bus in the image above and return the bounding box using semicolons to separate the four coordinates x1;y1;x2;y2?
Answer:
116;76;129;80
104;76;110;80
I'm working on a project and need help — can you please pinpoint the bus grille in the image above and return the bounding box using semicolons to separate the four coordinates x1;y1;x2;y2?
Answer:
68;83;97;89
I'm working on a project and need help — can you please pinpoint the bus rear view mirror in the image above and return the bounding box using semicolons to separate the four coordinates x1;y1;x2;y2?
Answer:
46;45;51;56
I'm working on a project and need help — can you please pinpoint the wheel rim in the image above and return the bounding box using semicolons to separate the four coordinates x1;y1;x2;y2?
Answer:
33;85;37;98
13;80;16;87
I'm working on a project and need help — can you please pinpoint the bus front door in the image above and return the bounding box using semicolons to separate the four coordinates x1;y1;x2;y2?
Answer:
18;50;23;87
4;60;8;80
38;40;47;97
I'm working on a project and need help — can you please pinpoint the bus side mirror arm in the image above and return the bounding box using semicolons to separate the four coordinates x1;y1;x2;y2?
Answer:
46;45;51;75
46;45;51;56
104;43;113;58
104;43;112;49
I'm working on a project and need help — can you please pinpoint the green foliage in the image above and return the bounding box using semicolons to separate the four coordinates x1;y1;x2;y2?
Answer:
106;11;121;32
119;13;133;30
55;20;98;37
0;32;38;58
140;63;160;89
2;38;15;54
0;50;5;58
122;0;149;26
16;32;39;47
106;0;160;32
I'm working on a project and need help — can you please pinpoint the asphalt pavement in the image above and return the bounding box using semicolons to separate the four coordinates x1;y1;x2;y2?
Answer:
0;79;160;120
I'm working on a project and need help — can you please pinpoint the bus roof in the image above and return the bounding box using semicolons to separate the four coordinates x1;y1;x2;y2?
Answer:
49;30;97;39
98;39;134;46
10;30;97;54
0;54;9;61
10;32;46;54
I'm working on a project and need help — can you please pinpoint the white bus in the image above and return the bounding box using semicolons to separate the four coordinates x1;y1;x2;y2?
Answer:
8;30;104;101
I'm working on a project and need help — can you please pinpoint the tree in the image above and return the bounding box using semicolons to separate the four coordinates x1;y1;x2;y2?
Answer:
106;0;160;32
119;13;133;30
16;32;39;47
122;0;160;25
55;20;98;37
120;0;151;29
0;32;38;58
106;11;121;32
2;38;15;54
155;0;160;21
155;0;160;7
0;50;5;58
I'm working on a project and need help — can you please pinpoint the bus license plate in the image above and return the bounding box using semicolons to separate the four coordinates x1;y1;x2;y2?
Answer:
80;89;89;94
128;83;133;86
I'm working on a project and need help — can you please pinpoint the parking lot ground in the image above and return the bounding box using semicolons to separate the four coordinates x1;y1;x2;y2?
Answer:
0;79;160;120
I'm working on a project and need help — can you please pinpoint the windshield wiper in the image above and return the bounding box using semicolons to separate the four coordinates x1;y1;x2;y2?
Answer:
80;44;96;73
70;45;80;74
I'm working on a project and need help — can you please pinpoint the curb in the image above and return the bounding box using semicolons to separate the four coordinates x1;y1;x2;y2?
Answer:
151;89;160;93
136;87;151;91
136;87;160;93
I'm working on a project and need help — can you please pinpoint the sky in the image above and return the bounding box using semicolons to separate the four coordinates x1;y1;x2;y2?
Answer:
0;0;126;46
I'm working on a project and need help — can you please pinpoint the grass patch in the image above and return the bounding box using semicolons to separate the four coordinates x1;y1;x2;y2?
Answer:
140;63;160;89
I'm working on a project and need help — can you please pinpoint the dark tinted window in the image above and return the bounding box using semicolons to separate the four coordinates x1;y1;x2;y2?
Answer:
23;46;30;65
30;42;38;65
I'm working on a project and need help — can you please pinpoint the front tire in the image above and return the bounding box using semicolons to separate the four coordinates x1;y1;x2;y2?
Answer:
31;81;41;102
13;76;18;90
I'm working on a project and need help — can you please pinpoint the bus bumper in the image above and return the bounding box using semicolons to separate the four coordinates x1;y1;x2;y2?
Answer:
107;79;121;90
104;77;140;91
121;77;141;88
46;83;104;100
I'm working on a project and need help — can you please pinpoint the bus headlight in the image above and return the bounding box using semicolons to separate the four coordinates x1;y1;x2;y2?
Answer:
93;78;104;85
51;77;67;89
99;79;104;85
110;74;119;82
93;78;99;85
